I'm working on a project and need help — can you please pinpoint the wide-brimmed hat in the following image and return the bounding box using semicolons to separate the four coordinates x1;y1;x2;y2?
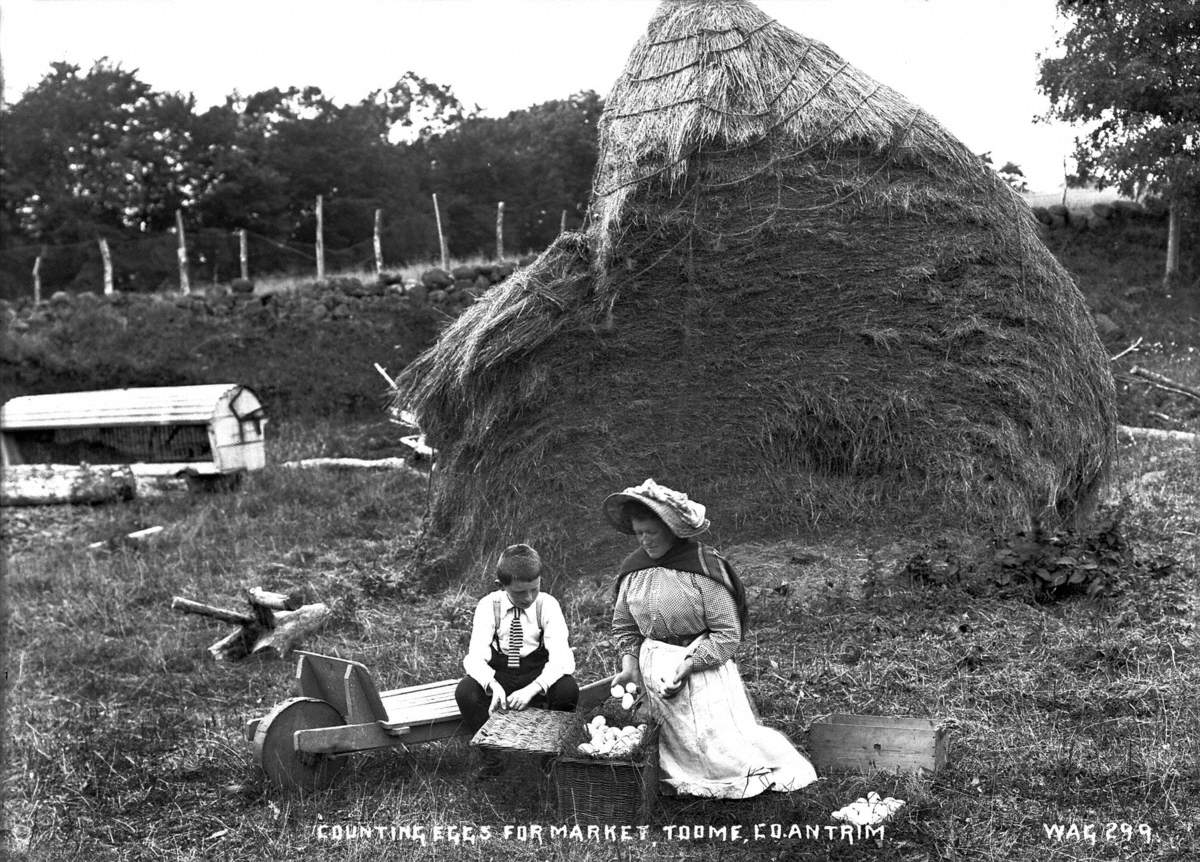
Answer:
603;478;710;538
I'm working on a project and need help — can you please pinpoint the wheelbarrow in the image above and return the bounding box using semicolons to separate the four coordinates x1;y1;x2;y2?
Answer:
245;650;613;792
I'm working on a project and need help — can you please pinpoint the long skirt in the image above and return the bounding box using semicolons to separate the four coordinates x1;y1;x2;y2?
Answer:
640;638;818;799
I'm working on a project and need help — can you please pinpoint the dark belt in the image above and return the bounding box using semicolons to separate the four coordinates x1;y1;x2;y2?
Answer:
657;631;708;647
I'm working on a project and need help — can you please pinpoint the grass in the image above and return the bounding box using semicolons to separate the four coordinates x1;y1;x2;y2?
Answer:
250;252;537;299
3;229;1198;861
2;413;1198;861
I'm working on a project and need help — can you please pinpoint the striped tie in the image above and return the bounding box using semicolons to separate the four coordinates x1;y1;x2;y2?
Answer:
507;608;523;668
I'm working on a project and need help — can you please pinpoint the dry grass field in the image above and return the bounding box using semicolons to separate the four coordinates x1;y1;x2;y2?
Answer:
2;421;1197;861
3;227;1198;861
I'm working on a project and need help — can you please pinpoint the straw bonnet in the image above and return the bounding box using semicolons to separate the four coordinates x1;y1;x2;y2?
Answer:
603;479;710;538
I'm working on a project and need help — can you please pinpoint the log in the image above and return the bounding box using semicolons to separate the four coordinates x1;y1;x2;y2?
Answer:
280;457;425;473
173;589;327;661
171;596;255;626
1;464;137;506
1118;425;1199;444
208;625;258;662
209;603;330;661
246;587;304;612
250;603;331;660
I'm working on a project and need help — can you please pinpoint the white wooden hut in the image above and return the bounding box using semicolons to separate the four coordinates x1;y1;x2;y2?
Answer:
1;384;266;478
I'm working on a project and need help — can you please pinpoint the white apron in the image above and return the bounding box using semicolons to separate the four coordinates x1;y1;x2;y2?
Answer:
640;638;818;798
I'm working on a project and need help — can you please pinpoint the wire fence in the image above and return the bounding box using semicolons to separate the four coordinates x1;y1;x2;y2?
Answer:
0;225;441;302
0;191;585;302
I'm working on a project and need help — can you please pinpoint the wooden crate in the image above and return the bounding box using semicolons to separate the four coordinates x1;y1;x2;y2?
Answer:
808;714;948;775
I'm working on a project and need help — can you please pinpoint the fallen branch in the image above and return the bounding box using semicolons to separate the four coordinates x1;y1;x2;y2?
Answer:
374;362;397;390
87;525;164;552
1128;366;1200;402
1118;424;1199;444
1108;336;1143;362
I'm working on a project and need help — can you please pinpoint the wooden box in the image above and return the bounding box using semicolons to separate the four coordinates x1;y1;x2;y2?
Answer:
808;714;948;775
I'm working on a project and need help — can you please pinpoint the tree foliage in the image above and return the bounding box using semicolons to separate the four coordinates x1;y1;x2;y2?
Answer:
1039;0;1200;204
1;60;602;289
2;60;202;243
421;91;604;254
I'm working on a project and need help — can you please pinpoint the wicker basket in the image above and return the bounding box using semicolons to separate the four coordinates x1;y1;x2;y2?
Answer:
553;725;659;824
472;708;577;755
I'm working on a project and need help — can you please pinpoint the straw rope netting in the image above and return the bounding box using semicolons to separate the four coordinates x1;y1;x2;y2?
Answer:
397;0;1115;579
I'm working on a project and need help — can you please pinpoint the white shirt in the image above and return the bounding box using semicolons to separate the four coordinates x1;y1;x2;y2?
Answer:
463;590;576;693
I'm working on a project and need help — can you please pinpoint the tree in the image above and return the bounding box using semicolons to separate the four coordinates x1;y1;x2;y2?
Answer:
1039;0;1200;284
979;152;1030;193
2;59;201;243
194;76;468;250
422;92;603;255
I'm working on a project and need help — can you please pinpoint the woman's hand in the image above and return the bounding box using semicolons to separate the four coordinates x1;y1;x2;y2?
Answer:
662;657;695;699
614;653;643;690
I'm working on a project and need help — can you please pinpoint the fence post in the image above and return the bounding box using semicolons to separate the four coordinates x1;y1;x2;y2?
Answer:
175;210;190;294
32;253;42;304
98;238;114;295
433;193;448;271
374;208;384;276
239;229;249;280
560;209;567;234
496;201;505;261
315;195;325;281
1165;199;1180;287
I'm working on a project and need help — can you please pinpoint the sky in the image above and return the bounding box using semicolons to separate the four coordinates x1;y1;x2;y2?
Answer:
1;0;1085;192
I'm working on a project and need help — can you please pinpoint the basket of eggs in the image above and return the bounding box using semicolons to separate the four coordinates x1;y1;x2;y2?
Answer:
554;681;659;824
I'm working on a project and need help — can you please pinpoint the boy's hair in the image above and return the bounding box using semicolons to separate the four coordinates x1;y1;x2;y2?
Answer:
495;543;542;585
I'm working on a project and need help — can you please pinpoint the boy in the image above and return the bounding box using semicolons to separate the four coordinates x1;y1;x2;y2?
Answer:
455;543;579;778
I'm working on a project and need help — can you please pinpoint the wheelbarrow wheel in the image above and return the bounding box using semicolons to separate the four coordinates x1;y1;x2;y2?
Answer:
253;697;347;792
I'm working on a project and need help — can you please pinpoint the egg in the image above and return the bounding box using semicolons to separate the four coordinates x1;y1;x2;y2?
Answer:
610;684;624;699
624;682;639;695
831;793;906;827
620;693;635;710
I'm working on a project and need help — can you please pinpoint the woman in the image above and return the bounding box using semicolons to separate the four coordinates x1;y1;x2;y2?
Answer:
606;478;818;799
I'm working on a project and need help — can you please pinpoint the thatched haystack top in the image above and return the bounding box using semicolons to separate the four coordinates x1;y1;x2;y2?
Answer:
591;0;981;254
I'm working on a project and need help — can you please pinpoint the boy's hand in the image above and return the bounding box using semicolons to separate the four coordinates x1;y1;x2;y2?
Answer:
505;684;539;711
487;683;507;714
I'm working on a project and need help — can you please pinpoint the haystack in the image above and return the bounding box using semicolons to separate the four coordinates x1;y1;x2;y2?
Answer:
397;0;1116;579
